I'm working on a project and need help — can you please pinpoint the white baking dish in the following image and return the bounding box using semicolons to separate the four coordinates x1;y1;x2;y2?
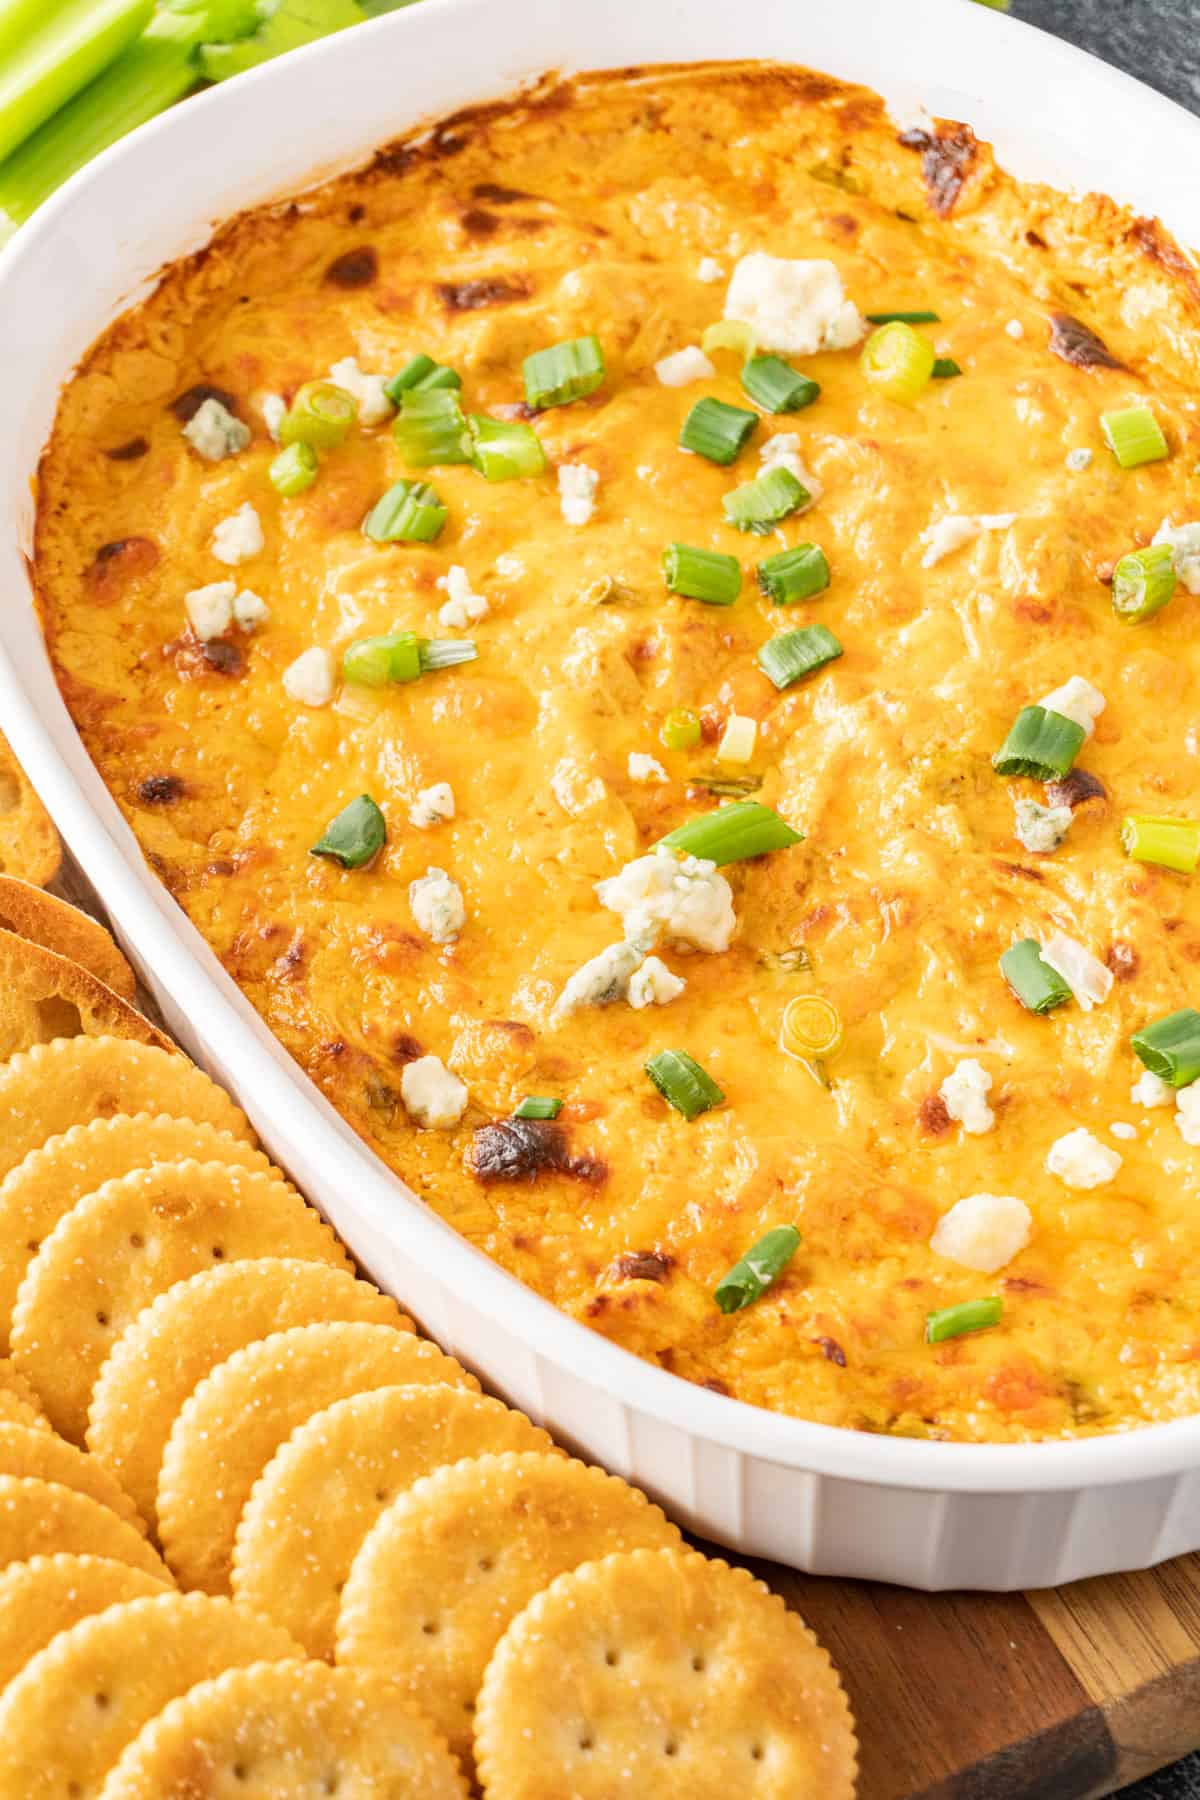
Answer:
2;0;1199;1592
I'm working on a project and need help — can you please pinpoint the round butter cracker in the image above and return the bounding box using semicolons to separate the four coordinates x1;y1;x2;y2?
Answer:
233;1383;556;1657
10;1160;350;1441
0;1113;276;1353
0;1554;169;1696
98;1660;468;1799
0;1037;252;1185
0;1390;50;1434
0;1475;168;1580
0;732;60;890
474;1547;858;1800
0;1590;300;1800
88;1258;409;1529
0;1422;146;1533
0;875;135;1000
336;1450;682;1766
158;1321;477;1595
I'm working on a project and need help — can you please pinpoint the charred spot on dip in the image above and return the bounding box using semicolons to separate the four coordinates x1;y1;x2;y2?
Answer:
472;181;537;204
470;1118;607;1185
437;276;530;311
104;436;150;461
324;246;378;288
897;121;978;216
609;1251;673;1283
816;1336;848;1366
169;383;238;424
1047;312;1124;371
137;774;185;805
1045;769;1107;809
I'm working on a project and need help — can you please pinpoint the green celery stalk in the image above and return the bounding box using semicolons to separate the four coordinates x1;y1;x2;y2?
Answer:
0;11;207;228
0;1;74;63
198;0;365;80
0;0;155;165
160;0;263;34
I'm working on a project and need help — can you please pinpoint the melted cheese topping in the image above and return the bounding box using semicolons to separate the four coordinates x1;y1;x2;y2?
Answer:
33;63;1200;1442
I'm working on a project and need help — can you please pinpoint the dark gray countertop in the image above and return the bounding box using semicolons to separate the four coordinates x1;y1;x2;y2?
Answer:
994;11;1199;1796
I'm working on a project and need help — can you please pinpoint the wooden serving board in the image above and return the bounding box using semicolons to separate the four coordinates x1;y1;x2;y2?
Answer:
50;856;1199;1800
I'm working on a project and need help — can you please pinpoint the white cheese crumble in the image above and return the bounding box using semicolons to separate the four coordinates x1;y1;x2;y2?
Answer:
408;867;466;944
1039;932;1113;1011
1065;447;1093;472
1176;1085;1200;1146
627;752;668;785
232;588;270;632
596;849;736;955
628;955;686;1010
1131;1069;1174;1108
1045;1127;1122;1189
724;253;864;355
920;512;1016;567
328;356;393;426
759;433;821;505
436;565;490;630
1005;319;1025;341
697;257;724;283
655;345;717;388
558;463;599;526
1013;797;1073;855
400;1054;468;1129
183;398;250;462
717;715;757;765
554;937;649;1018
184;580;235;641
1151;519;1200;594
1110;1122;1137;1141
282;647;335;708
938;1059;995;1135
409;782;455;828
1037;675;1105;739
257;392;287;442
930;1193;1033;1274
210;503;264;567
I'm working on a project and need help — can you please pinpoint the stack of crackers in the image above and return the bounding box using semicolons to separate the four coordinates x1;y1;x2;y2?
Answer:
0;729;857;1797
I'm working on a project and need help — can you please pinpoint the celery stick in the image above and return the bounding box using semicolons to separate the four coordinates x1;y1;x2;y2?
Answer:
198;0;364;81
0;0;154;165
0;0;74;63
159;0;264;37
0;12;204;228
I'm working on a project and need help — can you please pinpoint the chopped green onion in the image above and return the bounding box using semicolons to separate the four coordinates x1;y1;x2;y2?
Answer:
678;397;759;466
702;320;756;360
860;321;936;403
662;544;742;606
723;466;808;535
714;1225;801;1314
391;389;470;467
466;415;546;481
644;1049;724;1121
1131;1008;1200;1089
384;355;461;405
268;441;318;498
279;381;357;451
418;638;477;673
1121;814;1200;874
1111;545;1177;622
310;794;386;870
522;334;605;410
925;1297;1002;1344
342;632;421;688
757;544;830;605
864;309;941;325
992;705;1084;779
1101;404;1169;469
660;708;702;751
740;355;820;414
1000;938;1072;1014
757;625;843;690
657;800;802;866
0;0;154;168
197;0;362;81
362;480;447;544
513;1096;563;1120
931;357;962;379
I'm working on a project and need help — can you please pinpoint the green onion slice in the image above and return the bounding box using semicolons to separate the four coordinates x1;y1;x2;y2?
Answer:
1121;814;1200;874
740;355;820;414
1131;1008;1200;1088
466;414;547;481
678;396;759;465
1111;544;1177;623
757;624;843;690
310;794;386;869
757;543;830;604
864;310;941;325
662;544;742;606
391;388;470;466
523;334;605;410
660;708;702;751
925;1297;1002;1344
384;355;462;406
714;1225;802;1314
931;357;962;379
644;1049;724;1121
268;440;318;497
657;800;802;866
992;705;1084;779
279;381;357;450
1101;404;1169;469
342;632;421;688
723;466;808;535
513;1096;563;1120
362;480;447;543
860;321;936;403
1000;938;1072;1014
